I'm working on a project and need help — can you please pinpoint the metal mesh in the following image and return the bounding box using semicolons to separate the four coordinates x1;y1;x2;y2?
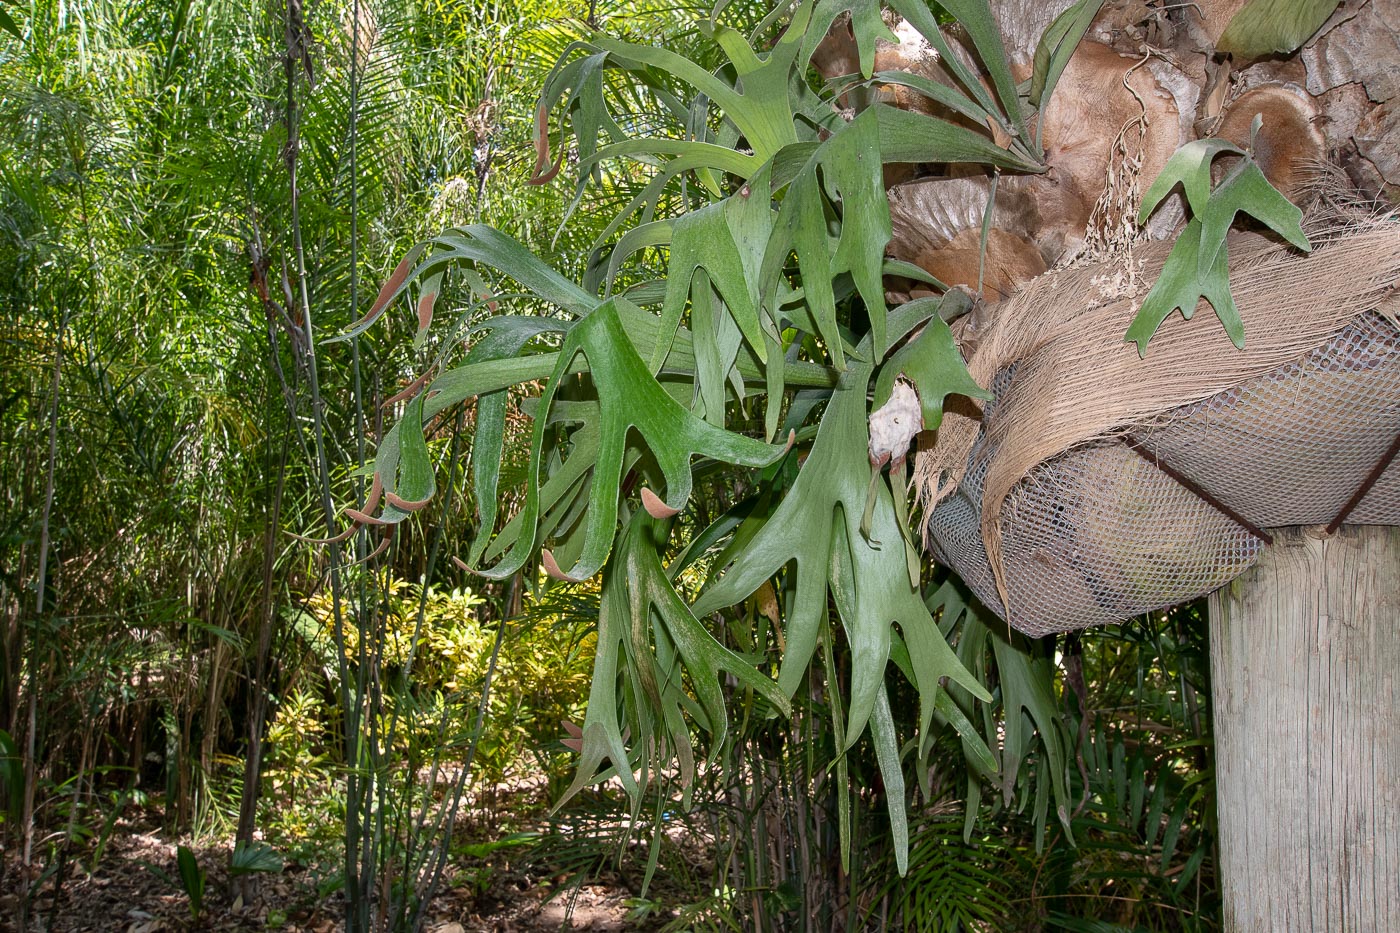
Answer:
926;311;1400;636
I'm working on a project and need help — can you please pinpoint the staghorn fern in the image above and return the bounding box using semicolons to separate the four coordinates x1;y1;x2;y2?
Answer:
342;0;1102;873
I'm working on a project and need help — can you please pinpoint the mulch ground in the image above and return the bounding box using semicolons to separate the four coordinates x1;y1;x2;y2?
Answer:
0;792;677;933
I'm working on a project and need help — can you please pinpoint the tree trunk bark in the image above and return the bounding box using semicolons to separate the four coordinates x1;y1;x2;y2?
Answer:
1208;525;1400;932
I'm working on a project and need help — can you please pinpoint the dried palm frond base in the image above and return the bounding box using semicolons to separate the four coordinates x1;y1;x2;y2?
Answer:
916;210;1400;637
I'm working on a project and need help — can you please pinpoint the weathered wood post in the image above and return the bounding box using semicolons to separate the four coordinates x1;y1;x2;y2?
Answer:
1208;525;1400;932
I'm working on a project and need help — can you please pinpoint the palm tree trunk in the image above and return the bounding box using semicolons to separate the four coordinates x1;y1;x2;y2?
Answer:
1208;525;1400;931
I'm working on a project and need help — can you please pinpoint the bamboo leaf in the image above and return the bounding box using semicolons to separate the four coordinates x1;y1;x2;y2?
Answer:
0;5;20;39
1159;794;1192;869
0;729;21;826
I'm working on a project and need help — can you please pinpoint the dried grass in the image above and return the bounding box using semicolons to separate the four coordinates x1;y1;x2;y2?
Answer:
916;206;1400;631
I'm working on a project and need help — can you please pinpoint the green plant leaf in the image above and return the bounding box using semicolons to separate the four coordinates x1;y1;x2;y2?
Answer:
688;270;747;428
703;9;815;147
935;589;1074;842
1125;219;1242;354
933;688;998;775
1134;135;1309;354
335;242;426;341
869;683;909;875
175;845;205;920
1160;794;1192;869
0;729;21;826
589;16;803;163
1197;157;1309;277
230;841;283;876
358;390;444;528
596;219;673;297
875;104;1044;173
579;139;757;197
560;513;791;807
628;516;792;742
425;226;598;316
844;70;994;128
555;565;641;806
767;104;1029;370
694;361;987;747
766;160;845;365
366;300;834;537
464;317;569;565
874;309;992;432
472;299;786;581
823;109;899;360
532;48;627;193
942;0;1029;127
692;365;867;696
888;0;1026;150
655;176;775;372
331;226;594;345
992;633;1071;830
0;4;21;40
1138;137;1246;223
412;270;443;351
1217;0;1340;59
791;0;898;81
1030;0;1106;111
389;393;434;512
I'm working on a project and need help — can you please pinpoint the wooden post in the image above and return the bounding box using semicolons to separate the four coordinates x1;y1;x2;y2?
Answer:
1208;525;1400;932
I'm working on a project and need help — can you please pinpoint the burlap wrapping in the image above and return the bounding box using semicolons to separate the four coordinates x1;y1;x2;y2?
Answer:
915;219;1400;636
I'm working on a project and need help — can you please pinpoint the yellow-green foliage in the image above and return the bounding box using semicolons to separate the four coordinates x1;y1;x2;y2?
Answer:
271;578;594;818
262;688;339;847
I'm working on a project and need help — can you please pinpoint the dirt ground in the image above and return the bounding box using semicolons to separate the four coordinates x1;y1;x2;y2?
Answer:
0;805;675;933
